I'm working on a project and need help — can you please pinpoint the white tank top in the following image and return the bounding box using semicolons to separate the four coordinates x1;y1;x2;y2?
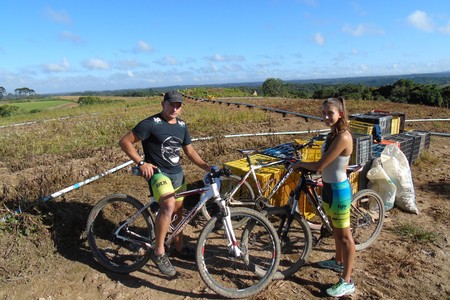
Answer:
321;142;349;183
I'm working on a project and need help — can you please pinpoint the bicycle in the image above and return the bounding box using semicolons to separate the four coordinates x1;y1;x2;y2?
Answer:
86;166;281;299
205;138;385;280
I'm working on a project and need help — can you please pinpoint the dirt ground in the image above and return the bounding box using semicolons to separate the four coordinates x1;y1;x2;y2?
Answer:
0;99;449;300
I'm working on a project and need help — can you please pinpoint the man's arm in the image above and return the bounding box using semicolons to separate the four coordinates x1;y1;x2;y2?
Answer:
119;131;155;180
183;144;211;172
119;131;142;164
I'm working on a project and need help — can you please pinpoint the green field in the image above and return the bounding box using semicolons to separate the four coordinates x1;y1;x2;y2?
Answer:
2;99;73;112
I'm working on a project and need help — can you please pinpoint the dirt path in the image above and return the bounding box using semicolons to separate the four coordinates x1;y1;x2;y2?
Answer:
0;100;449;300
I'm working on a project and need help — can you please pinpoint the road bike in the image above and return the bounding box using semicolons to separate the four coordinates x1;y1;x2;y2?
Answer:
86;167;281;299
203;138;385;280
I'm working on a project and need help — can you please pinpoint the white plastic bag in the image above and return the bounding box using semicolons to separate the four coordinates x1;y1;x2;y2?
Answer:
367;157;396;210
380;144;419;214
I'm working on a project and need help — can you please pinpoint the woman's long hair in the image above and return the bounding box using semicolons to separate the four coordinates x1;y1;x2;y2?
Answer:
322;96;350;152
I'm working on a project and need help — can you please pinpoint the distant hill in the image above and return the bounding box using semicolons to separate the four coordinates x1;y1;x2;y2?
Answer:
54;71;450;96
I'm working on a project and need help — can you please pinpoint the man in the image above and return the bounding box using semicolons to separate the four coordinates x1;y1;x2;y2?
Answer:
119;90;211;276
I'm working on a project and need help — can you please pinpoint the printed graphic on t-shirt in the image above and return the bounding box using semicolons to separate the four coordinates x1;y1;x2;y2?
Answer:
161;136;182;166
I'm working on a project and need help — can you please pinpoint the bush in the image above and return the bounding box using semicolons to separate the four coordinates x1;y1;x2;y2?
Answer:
0;105;19;117
77;96;119;105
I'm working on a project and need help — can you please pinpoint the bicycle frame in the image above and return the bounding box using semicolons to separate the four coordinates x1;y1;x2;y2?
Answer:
114;172;244;257
228;156;297;207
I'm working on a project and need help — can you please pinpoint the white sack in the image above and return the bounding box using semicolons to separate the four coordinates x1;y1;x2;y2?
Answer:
367;157;396;210
380;144;419;214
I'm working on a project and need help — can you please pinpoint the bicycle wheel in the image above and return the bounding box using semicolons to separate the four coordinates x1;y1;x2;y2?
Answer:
196;207;280;299
351;189;385;250
86;194;155;273
264;206;313;280
201;175;255;221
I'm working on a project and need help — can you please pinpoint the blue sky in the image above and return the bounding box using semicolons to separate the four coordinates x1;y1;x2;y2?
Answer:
1;1;450;94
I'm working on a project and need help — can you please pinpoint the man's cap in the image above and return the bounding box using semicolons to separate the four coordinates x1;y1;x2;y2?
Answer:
163;90;183;103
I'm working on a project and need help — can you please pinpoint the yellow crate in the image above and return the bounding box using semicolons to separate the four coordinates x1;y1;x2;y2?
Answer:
224;154;283;198
349;120;374;135
295;139;324;162
391;116;400;135
348;171;359;195
224;153;315;216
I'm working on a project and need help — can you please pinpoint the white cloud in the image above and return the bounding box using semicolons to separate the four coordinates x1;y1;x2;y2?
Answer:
59;31;82;43
155;56;179;66
116;59;146;69
82;58;110;70
206;54;245;62
134;40;154;53
439;22;450;34
42;58;70;72
407;10;434;32
342;24;384;36
127;71;135;77
44;6;72;24
314;32;325;45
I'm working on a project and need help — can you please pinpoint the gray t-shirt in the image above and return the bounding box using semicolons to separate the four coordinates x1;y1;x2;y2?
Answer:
132;113;192;174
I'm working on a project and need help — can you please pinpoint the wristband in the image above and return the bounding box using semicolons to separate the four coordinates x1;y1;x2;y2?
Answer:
138;160;145;167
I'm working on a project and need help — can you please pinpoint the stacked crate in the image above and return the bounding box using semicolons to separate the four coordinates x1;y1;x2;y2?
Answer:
350;113;393;141
351;133;373;165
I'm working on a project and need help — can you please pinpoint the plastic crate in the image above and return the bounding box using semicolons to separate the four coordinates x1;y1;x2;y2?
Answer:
372;143;387;158
349;120;374;135
260;142;296;159
350;113;393;138
348;171;359;196
351;133;373;165
223;154;312;212
368;110;405;134
295;139;324;162
384;133;415;164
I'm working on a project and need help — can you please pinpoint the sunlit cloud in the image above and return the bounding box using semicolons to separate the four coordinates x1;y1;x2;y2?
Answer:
59;31;82;43
82;58;110;70
439;22;450;34
206;54;245;62
314;32;325;45
342;24;385;36
134;40;154;53
116;59;147;69
42;58;70;72
155;56;179;66
44;6;72;24
407;10;434;32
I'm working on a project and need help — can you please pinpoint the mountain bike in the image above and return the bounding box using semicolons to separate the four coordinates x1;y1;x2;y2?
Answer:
205;138;385;280
86;167;281;299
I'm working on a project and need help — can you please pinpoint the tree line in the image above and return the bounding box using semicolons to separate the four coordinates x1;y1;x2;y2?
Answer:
0;87;36;99
261;78;449;107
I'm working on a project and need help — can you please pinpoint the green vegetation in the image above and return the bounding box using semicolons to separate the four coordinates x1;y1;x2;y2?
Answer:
0;99;74;117
393;222;440;244
261;78;449;108
0;95;267;161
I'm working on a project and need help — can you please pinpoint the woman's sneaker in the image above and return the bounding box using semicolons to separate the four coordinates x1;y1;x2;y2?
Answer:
326;278;355;297
150;252;176;276
317;258;344;273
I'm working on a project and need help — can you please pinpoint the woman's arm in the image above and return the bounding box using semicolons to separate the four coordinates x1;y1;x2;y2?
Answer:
294;131;352;172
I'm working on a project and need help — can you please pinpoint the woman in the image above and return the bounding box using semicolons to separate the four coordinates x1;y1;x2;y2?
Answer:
294;97;356;297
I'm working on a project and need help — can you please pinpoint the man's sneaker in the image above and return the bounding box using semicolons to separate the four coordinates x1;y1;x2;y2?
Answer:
150;253;176;276
170;244;196;261
326;277;355;297
317;258;344;273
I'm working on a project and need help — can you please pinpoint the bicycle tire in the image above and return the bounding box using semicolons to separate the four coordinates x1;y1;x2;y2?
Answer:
200;175;255;221
86;194;155;273
196;207;280;299
351;189;385;250
262;206;313;280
